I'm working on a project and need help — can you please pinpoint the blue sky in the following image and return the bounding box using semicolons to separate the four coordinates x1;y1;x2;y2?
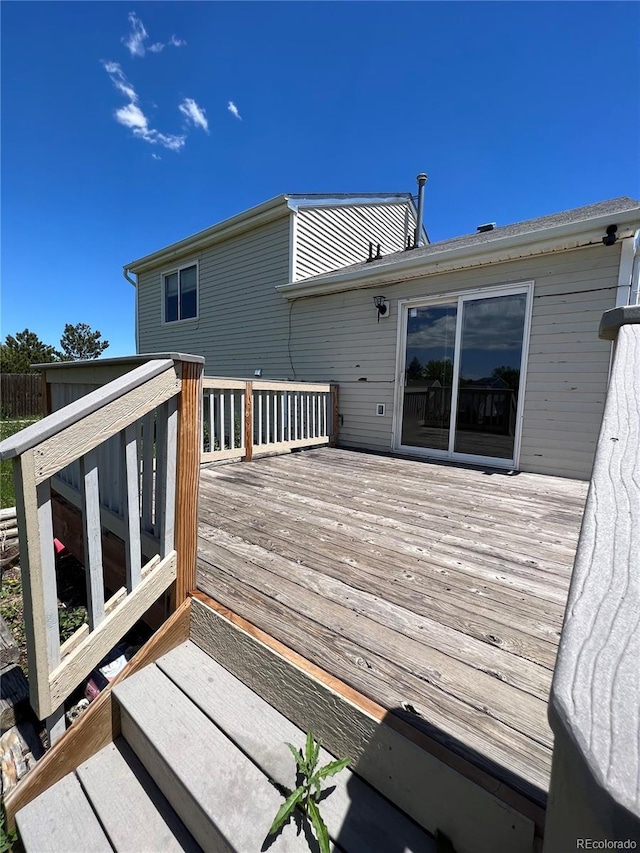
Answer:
2;2;639;357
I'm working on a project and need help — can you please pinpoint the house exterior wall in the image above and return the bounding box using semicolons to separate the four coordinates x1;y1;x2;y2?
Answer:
136;209;621;480
137;214;294;376
294;203;416;281
286;242;621;480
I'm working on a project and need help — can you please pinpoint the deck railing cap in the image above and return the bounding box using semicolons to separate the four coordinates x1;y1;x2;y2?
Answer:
598;304;640;341
33;352;205;371
0;358;178;461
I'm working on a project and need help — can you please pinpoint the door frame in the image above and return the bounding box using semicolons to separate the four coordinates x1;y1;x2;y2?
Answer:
391;280;535;469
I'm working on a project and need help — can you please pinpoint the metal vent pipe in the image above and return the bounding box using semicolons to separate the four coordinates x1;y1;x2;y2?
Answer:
414;173;428;248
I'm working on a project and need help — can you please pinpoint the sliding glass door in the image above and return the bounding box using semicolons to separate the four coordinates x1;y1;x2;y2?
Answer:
397;286;531;467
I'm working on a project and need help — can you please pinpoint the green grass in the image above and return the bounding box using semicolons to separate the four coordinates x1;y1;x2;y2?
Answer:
0;418;40;509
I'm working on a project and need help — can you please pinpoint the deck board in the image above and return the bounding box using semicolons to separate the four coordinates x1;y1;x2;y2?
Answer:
196;447;588;807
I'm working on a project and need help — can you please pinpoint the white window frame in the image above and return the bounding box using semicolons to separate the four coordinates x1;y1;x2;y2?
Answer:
161;259;199;325
391;280;534;470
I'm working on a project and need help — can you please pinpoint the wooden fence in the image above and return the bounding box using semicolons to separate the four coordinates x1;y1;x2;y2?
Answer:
1;374;42;419
202;378;337;464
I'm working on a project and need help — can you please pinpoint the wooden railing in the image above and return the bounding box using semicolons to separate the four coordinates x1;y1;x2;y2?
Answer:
544;306;640;850
202;378;338;463
0;354;203;739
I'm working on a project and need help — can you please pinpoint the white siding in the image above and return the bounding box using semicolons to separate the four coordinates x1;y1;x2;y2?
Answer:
137;215;293;377
285;243;621;480
294;203;416;280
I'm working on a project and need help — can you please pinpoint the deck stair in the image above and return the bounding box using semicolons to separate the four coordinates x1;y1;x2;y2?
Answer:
15;638;436;852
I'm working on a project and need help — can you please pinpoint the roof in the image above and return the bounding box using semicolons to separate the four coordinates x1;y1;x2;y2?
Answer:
277;196;640;298
125;192;414;275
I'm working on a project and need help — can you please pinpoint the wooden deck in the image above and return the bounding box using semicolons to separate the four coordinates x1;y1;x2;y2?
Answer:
196;447;588;809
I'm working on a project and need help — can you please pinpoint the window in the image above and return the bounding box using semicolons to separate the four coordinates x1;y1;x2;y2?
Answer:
164;263;197;322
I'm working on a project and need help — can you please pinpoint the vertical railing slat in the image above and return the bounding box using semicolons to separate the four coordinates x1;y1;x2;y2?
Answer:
79;448;105;628
219;391;226;451
257;392;263;446
287;392;292;442
159;396;178;558
273;392;278;444
266;392;271;444
208;390;215;454
230;392;235;449
281;392;286;442
36;481;60;675
141;412;154;533
155;405;167;538
306;394;310;440
122;424;142;591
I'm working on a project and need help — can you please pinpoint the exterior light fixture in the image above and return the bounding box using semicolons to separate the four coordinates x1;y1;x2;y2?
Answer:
373;296;389;322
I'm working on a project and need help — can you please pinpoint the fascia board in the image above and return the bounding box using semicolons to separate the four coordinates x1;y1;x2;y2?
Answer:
285;195;413;211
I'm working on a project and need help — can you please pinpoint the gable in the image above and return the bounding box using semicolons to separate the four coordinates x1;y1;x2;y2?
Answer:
292;202;417;281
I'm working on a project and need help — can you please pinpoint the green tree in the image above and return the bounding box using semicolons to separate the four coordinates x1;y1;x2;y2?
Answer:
491;365;520;391
406;356;423;383
59;323;109;361
423;358;454;387
0;329;60;373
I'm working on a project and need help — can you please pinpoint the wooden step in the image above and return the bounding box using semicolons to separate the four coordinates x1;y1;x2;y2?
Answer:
157;639;436;853
113;662;311;852
15;737;200;852
15;772;112;853
76;738;199;852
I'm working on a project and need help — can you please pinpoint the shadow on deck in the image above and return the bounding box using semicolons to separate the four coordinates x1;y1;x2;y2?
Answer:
195;446;588;815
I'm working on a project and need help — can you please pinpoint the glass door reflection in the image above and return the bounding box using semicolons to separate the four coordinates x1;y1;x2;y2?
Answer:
453;293;527;460
401;303;457;452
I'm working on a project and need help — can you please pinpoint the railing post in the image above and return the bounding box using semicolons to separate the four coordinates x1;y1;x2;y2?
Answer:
173;359;204;605
243;381;254;462
329;384;339;447
12;452;59;720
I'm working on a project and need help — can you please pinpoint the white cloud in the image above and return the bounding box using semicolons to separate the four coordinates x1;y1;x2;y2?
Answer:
152;130;186;151
115;102;148;130
102;60;137;101
151;153;162;160
121;12;186;57
103;60;186;151
122;12;148;57
227;100;242;121
178;98;209;133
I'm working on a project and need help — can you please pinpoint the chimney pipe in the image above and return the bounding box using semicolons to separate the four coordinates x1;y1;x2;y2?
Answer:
414;173;428;249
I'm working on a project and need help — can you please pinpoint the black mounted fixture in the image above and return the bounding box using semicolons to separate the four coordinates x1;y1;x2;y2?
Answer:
603;224;618;246
373;296;388;322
